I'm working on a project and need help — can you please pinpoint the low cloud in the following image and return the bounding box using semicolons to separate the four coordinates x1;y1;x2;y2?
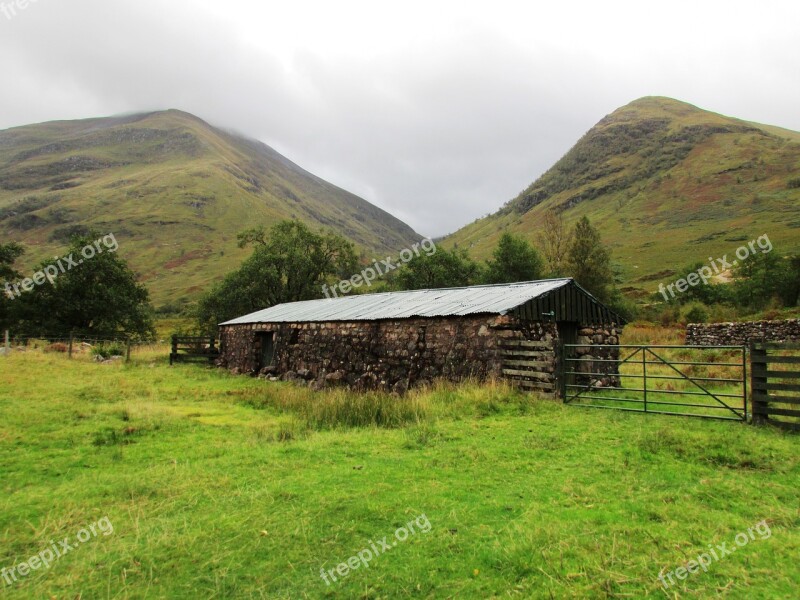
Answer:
1;0;798;236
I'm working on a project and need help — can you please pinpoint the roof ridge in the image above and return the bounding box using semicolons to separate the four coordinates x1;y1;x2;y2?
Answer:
219;279;580;325
318;277;575;301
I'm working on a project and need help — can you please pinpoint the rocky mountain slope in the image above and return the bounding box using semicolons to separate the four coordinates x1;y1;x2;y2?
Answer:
446;97;800;297
0;110;421;306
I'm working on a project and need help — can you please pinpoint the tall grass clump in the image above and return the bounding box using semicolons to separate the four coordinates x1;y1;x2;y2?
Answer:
302;389;426;430
240;384;427;430
417;378;534;419
237;380;548;431
239;377;540;430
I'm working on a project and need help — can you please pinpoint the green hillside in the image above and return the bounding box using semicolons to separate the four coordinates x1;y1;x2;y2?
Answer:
0;111;421;307
446;97;800;298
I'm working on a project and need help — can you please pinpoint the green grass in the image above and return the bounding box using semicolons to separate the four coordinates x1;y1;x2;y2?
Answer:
0;348;798;598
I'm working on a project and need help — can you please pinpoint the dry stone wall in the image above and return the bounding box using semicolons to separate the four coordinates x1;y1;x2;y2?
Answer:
685;320;800;346
218;315;623;394
572;325;624;388
219;315;517;393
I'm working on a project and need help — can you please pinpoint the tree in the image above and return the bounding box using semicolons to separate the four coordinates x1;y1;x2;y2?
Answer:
394;247;480;290
483;233;544;284
671;261;732;305
195;220;357;332
732;250;791;310
541;209;572;276
0;242;24;330
779;255;800;307
566;216;614;302
14;235;154;339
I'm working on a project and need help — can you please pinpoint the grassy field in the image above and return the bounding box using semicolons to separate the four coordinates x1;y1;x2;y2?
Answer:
0;346;798;598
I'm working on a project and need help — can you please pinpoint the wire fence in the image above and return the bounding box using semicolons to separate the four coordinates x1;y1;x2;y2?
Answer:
1;330;167;362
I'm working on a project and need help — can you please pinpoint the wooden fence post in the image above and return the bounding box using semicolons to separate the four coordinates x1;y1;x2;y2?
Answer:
126;338;132;363
170;334;177;365
556;340;564;400
750;339;768;425
3;330;9;356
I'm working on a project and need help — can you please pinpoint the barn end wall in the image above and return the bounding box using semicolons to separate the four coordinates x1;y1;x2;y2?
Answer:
219;315;565;392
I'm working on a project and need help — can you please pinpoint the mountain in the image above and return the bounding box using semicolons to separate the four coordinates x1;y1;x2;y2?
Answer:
0;110;421;307
445;97;800;298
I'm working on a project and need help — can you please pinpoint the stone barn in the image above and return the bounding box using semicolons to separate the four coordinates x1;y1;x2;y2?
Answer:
217;278;625;395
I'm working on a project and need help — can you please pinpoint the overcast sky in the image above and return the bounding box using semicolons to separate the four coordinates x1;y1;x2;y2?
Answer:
1;0;799;237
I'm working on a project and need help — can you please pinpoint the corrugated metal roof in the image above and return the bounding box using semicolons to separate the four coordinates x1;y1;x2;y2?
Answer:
220;278;575;325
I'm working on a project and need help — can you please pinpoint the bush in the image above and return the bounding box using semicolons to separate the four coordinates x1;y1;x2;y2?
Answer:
683;305;709;324
609;295;639;322
658;305;681;326
704;303;738;323
92;342;126;359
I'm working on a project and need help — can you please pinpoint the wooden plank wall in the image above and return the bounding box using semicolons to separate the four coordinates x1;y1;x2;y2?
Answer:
751;340;800;430
500;339;556;395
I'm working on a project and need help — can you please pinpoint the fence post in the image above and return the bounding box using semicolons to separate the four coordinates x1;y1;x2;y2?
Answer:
68;332;74;359
126;338;132;363
170;334;177;366
642;349;648;413
750;339;768;425
557;340;565;400
4;330;8;356
742;345;748;421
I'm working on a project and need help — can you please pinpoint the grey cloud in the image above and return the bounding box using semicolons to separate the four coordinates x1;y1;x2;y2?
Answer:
1;0;798;236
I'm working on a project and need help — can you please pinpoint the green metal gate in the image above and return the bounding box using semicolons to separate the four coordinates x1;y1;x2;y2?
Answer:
561;344;747;421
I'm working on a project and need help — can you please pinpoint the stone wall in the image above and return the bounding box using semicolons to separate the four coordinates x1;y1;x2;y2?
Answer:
685;319;800;346
218;315;622;393
572;325;624;388
219;315;519;393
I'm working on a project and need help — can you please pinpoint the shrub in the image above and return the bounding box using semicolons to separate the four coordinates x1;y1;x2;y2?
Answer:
683;305;709;324
92;342;126;359
658;305;681;326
